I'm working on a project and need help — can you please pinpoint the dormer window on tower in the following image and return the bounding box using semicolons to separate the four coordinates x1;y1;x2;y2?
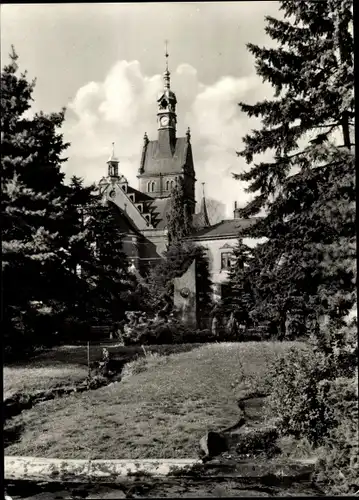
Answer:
159;98;168;110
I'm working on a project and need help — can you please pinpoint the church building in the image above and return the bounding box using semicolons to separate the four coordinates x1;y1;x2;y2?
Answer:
97;53;258;299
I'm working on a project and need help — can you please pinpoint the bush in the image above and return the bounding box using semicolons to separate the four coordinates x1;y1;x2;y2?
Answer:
235;427;280;458
314;375;359;495
121;315;214;345
267;346;335;446
267;330;358;495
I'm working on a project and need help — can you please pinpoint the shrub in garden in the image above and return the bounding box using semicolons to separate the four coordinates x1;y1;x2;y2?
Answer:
120;314;213;345
268;329;358;494
267;346;335;446
314;375;359;495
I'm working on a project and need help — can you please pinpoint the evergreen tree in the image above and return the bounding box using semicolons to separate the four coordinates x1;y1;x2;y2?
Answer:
222;239;255;327
1;47;79;354
233;0;355;335
232;2;357;491
166;177;192;245
82;198;134;326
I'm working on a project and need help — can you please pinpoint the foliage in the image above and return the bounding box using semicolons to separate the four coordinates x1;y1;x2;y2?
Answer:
1;47;79;356
267;346;334;446
166;176;192;245
232;5;357;489
221;239;256;327
1;48;137;353
78;198;135;325
143;241;213;326
314;374;359;495
232;0;355;336
120;313;213;345
268;319;357;435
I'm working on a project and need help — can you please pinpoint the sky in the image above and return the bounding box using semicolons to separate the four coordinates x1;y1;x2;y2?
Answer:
1;2;282;220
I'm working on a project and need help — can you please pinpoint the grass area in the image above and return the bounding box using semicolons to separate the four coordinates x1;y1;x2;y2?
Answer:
29;343;205;366
3;363;88;400
5;341;307;459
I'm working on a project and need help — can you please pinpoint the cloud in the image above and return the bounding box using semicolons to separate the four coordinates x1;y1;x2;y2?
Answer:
63;59;273;217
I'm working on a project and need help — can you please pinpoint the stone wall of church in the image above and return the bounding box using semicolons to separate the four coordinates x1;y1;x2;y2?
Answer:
140;228;168;258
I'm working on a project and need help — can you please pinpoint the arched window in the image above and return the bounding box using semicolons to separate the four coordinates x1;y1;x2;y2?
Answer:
151;181;155;192
147;181;151;192
166;180;170;191
170;180;174;190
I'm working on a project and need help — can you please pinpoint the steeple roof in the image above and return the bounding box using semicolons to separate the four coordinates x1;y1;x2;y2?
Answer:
107;142;119;163
139;137;193;175
192;183;210;229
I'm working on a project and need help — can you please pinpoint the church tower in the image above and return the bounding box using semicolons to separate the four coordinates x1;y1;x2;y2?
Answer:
157;42;177;156
137;43;196;216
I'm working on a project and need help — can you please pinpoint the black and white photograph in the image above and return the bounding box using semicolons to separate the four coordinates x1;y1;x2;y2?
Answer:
2;1;356;498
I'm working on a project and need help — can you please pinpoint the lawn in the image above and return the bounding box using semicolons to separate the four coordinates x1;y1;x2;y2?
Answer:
29;343;205;366
3;363;88;400
5;341;306;459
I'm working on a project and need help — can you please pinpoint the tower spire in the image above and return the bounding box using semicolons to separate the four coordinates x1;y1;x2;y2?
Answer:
164;39;170;89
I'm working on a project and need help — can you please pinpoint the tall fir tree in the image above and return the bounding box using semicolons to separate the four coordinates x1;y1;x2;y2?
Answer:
222;239;255;327
233;0;355;335
1;48;95;354
232;2;357;490
82;197;134;326
2;48;73;353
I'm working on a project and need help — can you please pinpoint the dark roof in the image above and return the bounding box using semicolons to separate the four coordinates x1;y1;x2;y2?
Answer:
149;197;171;229
142;137;190;175
126;185;153;203
188;217;262;240
110;202;141;235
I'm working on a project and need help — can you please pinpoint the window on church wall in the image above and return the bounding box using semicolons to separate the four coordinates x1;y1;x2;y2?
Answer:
170;180;174;190
151;182;155;192
166;180;170;190
221;252;233;271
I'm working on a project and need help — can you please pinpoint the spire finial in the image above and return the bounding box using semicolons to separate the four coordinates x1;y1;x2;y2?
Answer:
202;182;206;198
165;39;169;71
163;40;170;89
107;142;119;163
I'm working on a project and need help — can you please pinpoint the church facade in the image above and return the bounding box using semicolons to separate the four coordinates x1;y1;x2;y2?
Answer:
97;57;257;299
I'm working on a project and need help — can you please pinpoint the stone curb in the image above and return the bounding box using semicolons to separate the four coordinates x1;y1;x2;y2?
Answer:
5;456;317;482
5;457;200;481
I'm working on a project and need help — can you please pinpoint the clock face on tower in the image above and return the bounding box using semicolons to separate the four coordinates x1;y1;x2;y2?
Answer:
160;116;170;127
